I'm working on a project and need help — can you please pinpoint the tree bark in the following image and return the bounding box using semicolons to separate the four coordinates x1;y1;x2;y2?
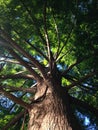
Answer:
27;80;73;130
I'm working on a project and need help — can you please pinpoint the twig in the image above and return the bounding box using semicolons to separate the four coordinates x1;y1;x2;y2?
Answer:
56;26;74;60
20;0;46;45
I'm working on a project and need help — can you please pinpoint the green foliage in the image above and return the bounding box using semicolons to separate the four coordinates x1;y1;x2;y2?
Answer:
0;0;98;129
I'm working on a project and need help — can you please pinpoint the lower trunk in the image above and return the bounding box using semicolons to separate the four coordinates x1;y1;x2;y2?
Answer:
27;81;80;130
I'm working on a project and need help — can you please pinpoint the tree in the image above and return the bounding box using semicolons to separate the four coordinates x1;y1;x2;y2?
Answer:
0;0;98;129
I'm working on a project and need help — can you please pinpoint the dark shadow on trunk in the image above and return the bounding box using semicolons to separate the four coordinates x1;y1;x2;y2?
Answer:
28;79;82;130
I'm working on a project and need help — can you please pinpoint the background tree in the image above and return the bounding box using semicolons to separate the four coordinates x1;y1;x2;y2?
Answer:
0;0;98;129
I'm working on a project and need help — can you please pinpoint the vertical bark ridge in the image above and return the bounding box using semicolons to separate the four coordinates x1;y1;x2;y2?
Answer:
28;81;72;130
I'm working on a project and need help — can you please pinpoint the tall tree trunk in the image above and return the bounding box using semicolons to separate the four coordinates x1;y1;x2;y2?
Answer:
27;80;80;130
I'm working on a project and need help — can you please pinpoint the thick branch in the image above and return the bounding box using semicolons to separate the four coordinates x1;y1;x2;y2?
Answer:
0;74;34;80
69;95;98;117
0;88;31;109
0;59;20;64
1;29;47;79
0;85;36;93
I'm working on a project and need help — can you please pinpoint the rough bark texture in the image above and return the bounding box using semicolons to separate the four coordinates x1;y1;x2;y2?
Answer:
28;80;72;130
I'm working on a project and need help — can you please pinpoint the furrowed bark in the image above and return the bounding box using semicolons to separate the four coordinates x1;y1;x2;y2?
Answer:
27;80;73;130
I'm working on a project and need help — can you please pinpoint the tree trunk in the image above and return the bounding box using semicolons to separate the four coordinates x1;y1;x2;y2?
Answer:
27;80;80;130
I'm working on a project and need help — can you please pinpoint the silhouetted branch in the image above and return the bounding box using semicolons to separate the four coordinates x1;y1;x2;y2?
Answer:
0;88;31;109
62;59;83;76
56;26;73;59
0;85;37;93
20;0;46;45
9;49;42;82
25;40;48;61
0;73;34;80
3;110;27;130
0;29;47;79
66;71;97;90
56;47;73;62
69;95;98;117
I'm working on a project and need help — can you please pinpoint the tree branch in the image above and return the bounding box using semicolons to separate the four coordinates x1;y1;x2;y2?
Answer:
25;40;48;61
0;85;36;93
52;14;61;60
0;73;35;80
0;88;31;109
56;26;73;60
43;1;54;71
20;0;46;45
0;29;47;79
62;59;84;76
65;71;97;90
3;110;27;130
69;95;98;117
9;49;42;82
0;59;20;64
63;74;97;92
56;47;73;62
11;29;48;61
